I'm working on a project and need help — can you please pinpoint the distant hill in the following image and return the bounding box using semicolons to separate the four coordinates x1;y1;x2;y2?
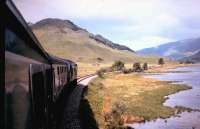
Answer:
180;50;200;63
137;38;200;60
31;18;158;63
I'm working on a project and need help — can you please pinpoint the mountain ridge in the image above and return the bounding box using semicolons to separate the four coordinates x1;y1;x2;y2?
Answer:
31;18;160;63
31;18;135;53
180;50;200;63
137;37;200;60
32;18;85;31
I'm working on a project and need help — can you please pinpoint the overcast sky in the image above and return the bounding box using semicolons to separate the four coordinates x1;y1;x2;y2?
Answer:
13;0;200;50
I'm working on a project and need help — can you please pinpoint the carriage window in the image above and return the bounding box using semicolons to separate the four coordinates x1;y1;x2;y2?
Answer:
6;29;26;53
57;67;59;74
5;29;47;62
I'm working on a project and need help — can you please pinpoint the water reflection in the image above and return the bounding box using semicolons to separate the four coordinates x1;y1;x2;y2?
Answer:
129;111;200;129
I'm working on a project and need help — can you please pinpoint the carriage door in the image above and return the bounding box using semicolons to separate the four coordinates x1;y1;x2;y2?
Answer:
29;64;48;129
44;66;54;129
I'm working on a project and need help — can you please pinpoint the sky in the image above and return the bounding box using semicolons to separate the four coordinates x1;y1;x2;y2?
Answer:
13;0;200;50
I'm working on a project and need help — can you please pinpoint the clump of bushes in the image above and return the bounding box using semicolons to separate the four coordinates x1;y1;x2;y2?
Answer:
143;62;148;70
122;68;132;74
105;102;127;129
112;61;125;71
179;60;194;64
185;60;194;64
97;68;107;78
97;61;150;76
123;62;148;74
133;62;143;72
158;58;165;65
97;70;103;78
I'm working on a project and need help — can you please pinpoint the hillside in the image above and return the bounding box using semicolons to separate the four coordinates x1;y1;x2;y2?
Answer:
31;18;158;63
180;50;200;63
189;51;200;62
137;38;200;60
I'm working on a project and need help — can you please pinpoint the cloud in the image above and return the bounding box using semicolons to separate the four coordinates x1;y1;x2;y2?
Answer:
13;0;200;50
13;0;153;21
15;0;200;22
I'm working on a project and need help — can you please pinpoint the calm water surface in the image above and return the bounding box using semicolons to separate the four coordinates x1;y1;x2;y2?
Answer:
129;65;200;129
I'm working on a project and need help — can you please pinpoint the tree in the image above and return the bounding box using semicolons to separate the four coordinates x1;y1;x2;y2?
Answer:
122;68;132;74
112;61;125;71
133;62;143;72
158;58;165;65
143;62;148;70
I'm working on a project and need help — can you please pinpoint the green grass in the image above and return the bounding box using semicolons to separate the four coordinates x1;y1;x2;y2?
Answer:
84;74;191;128
126;84;191;120
84;78;106;129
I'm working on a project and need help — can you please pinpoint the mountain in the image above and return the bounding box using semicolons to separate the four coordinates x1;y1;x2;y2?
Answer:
189;51;200;62
180;50;200;63
32;18;134;52
137;38;200;60
89;34;135;52
31;18;158;63
32;18;84;31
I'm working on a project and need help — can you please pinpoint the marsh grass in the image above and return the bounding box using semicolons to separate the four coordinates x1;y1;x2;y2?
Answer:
84;73;191;128
126;84;191;120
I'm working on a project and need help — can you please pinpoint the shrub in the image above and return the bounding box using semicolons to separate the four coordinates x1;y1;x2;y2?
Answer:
143;62;148;70
133;62;143;72
97;68;107;78
158;58;165;65
185;60;195;64
112;61;125;71
179;60;194;64
179;61;184;64
97;57;104;62
122;68;132;74
97;71;103;78
105;102;127;129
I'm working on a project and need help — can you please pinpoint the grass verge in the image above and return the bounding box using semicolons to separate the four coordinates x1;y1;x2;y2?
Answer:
83;73;191;129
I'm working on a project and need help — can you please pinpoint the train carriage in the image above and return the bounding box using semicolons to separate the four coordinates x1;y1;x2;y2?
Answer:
48;56;77;101
2;1;77;129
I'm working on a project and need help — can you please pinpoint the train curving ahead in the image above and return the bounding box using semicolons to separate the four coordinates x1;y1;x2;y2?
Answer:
2;0;77;129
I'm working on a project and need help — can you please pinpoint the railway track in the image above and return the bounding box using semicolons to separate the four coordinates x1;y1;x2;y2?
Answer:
61;74;97;129
77;74;97;83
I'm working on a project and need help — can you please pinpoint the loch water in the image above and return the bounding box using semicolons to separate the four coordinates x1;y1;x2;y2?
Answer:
129;65;200;129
